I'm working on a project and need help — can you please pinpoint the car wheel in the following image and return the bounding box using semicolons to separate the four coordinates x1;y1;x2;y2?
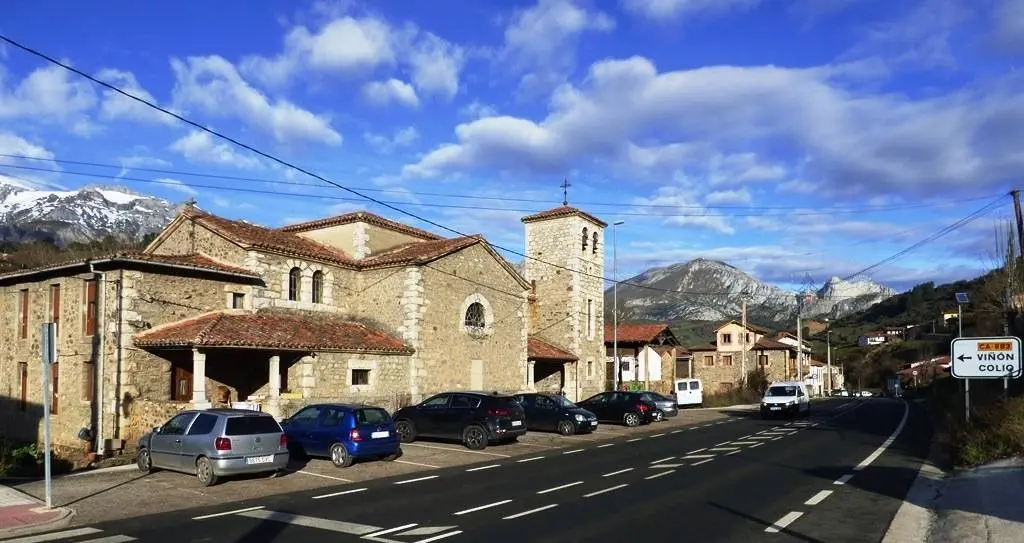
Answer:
557;420;575;436
395;420;416;443
196;457;219;487
463;425;488;450
136;448;153;473
653;410;665;422
623;412;641;427
330;443;353;468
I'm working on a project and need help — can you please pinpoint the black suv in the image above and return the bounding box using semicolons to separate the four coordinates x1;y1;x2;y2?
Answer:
512;392;598;435
393;391;527;450
577;391;658;427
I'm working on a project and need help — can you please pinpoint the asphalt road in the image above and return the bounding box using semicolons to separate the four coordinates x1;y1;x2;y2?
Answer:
11;398;932;543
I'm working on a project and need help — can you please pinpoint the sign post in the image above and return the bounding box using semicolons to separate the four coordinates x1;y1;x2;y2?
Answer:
951;336;1022;424
40;322;57;509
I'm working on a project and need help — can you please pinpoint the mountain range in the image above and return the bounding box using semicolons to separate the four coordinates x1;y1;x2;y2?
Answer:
0;176;179;245
603;258;896;327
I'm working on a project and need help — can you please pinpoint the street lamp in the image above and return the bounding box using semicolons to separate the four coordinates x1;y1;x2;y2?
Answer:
955;292;968;338
825;318;832;395
612;220;625;391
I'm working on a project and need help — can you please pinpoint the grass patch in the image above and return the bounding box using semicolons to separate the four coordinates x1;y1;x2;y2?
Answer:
0;437;75;478
931;377;1024;467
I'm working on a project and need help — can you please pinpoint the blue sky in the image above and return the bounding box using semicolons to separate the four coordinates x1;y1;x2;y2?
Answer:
1;0;1023;292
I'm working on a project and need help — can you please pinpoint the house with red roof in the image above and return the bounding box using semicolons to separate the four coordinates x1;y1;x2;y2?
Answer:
603;322;689;394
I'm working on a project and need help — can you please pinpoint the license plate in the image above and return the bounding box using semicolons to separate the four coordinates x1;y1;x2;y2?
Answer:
371;431;390;439
770;407;781;411
511;420;522;427
591;421;598;426
245;455;273;465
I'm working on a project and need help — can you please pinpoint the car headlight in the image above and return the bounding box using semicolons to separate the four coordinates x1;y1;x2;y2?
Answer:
788;400;796;406
574;414;584;422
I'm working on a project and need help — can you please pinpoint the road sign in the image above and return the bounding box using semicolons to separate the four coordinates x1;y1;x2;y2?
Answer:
912;370;918;376
950;336;1023;379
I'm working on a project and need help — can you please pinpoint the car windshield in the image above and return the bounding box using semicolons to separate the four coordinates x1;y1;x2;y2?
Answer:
766;386;798;397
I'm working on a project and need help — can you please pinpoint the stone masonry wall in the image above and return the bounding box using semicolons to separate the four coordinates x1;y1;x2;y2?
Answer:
148;220;249;264
242;251;355;314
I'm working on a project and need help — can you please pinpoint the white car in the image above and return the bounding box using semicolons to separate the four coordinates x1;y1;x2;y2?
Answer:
760;381;811;419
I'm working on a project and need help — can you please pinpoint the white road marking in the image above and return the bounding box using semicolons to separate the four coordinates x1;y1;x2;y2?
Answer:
297;470;352;482
627;438;642;442
398;527;456;536
467;464;501;471
193;506;264;520
365;524;418;537
538;481;584;494
394;475;439;485
805;490;834;506
772;436;783;441
503;504;559;519
515;441;554;448
583;483;628;497
5;529;103;543
739;434;754;439
650;456;676;464
681;454;714;459
454;499;513;516
854;402;910;471
649;463;683;468
404;443;510;457
238;510;380;535
687;448;707;454
716;441;732;446
313;488;367;500
645;470;674;480
730;441;758;445
708;447;740;452
598;443;615;448
765;511;804;533
834;474;854;485
650;433;665;438
670;429;682;434
517;457;544;463
563;449;585;455
603;468;634;477
691;458;714;466
748;436;774;440
395;460;440;468
749;443;764;449
726;450;742;456
410;531;464;543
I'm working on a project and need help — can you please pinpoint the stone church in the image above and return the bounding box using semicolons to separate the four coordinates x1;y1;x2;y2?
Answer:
0;202;607;458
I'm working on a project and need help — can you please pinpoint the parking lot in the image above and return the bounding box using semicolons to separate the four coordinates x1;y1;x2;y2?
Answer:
12;407;741;526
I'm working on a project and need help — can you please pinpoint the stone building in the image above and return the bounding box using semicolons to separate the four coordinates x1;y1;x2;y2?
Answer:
687;321;797;394
0;203;604;459
604;322;688;394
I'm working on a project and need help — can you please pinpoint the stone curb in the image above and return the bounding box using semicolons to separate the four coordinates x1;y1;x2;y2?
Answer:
0;506;75;541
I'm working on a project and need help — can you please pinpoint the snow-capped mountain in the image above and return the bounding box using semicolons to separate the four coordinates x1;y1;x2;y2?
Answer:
605;258;895;326
0;177;179;245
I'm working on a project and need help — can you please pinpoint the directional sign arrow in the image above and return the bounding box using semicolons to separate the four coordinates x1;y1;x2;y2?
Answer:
958;354;972;362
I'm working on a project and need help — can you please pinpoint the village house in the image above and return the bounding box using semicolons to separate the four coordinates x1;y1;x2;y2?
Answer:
0;203;608;460
858;331;888;347
687;321;798;394
603;322;690;394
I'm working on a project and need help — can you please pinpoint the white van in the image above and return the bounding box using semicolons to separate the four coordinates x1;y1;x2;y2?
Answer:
760;381;810;419
674;378;703;407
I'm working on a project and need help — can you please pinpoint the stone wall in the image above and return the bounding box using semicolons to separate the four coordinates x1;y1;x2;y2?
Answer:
148;219;249;264
122;398;191;444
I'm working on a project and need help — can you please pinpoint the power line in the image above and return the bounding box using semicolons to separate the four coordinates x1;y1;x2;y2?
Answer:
0;160;995;219
0;34;983;302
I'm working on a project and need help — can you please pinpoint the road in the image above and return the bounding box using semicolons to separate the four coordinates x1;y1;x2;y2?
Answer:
11;398;932;543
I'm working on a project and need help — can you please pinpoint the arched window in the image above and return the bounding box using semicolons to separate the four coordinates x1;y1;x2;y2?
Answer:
464;302;486;329
592;231;598;254
311;270;324;304
288;267;301;301
581;227;589;251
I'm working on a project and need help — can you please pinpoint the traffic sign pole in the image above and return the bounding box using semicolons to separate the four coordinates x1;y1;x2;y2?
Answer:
950;336;1022;425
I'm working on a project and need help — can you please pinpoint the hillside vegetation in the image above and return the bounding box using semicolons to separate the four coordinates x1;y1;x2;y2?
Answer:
0;234;154;272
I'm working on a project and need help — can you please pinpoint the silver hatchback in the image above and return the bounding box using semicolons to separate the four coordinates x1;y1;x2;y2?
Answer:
136;408;290;486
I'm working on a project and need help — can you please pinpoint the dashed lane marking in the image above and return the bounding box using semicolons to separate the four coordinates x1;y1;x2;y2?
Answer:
834;474;854;485
453;499;513;516
749;443;764;449
517;457;544;463
562;449;585;455
730;441;758;445
805;490;833;506
467;464;502;472
597;443;615;448
765;511;804;533
503;504;559;519
670;429;683;434
193;506;264;520
627;438;643;442
603;468;634;477
681;454;714;459
650;433;665;437
645;470;674;480
649;463;683;468
537;481;584;494
691;458;714;466
726;450;742;456
394;475;439;485
313;488;367;500
650;456;676;464
687;448;707;454
708;447;740;452
583;484;629;498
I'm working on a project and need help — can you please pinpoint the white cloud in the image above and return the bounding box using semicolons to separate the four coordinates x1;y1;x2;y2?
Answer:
705;188;752;205
633;185;734;234
843;0;971;70
155;177;198;196
621;0;761;21
0;64;98;135
403;55;1024;199
170;55;342;146
0;132;62;188
363;126;419;153
992;0;1024;54
404;31;465;100
459;101;499;120
94;68;174;125
499;0;615;95
169;130;263;169
362;79;420;108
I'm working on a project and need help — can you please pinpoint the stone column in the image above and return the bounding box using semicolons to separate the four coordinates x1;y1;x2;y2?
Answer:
563;361;579;402
299;355;316;399
527;361;536;392
191;349;212;410
267;354;282;419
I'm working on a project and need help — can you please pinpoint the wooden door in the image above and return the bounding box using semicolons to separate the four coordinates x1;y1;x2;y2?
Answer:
172;365;193;402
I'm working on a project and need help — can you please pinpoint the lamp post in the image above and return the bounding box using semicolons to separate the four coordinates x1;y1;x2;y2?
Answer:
825;318;832;395
955;292;969;423
612;220;624;391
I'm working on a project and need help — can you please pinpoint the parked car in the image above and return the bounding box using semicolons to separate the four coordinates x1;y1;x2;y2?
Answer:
392;391;527;450
760;381;811;419
640;392;678;420
280;403;401;468
673;378;704;407
576;391;658;427
511;392;598;435
136;409;289;486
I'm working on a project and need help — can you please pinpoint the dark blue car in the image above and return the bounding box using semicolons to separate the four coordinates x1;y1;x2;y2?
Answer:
280;403;401;468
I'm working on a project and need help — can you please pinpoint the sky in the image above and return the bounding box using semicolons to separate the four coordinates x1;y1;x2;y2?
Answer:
1;0;1023;293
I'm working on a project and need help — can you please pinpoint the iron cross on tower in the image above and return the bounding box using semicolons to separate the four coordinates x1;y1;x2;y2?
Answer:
561;178;571;206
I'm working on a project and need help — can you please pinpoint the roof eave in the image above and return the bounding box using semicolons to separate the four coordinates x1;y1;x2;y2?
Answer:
0;257;261;284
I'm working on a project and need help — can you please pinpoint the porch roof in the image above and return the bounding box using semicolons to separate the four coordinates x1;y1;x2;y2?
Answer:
528;336;578;362
133;309;414;354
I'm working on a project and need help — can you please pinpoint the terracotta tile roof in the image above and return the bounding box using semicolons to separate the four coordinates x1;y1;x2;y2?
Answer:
0;251;260;282
184;208;355;266
604;322;672;344
528;336;578;361
520;205;608;228
134;308;413;354
278;211;443;241
754;337;797;351
688;343;718;352
360;236;482;268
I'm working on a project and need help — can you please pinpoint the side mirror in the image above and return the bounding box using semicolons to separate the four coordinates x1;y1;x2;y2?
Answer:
152;426;162;434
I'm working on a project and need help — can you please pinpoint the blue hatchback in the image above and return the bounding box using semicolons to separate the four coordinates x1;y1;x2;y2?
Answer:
280;403;401;468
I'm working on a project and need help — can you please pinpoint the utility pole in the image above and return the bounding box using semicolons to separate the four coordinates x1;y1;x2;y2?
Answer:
825;319;832;395
796;299;804;381
741;294;749;388
611;220;624;391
